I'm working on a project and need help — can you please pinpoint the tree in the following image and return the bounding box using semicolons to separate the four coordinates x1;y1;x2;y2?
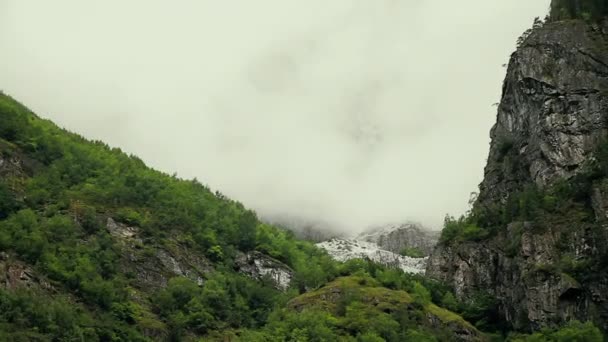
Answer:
0;181;17;219
440;292;458;312
411;282;432;306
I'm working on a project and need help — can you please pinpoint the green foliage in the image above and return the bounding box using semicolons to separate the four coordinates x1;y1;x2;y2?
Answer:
399;246;424;258
261;309;341;341
258;275;474;341
440;292;459;312
343;301;400;341
0;181;17;219
0;93;349;339
405;329;439;342
439;215;488;245
550;0;608;21
509;320;603;341
458;291;503;332
0;288;146;341
154;274;280;338
411;281;432;306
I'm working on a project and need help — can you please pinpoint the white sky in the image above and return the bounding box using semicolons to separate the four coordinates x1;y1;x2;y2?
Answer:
0;1;550;231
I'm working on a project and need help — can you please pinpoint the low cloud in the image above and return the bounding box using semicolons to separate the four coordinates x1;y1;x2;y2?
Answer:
0;0;550;232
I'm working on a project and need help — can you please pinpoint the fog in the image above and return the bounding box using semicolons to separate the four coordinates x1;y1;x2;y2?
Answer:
0;1;550;232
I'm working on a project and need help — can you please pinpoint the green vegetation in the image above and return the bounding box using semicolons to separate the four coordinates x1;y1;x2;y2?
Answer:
0;92;488;340
550;0;608;21
399;246;424;258
0;92;343;339
439;137;608;246
251;275;477;342
439;215;488;245
508;320;603;341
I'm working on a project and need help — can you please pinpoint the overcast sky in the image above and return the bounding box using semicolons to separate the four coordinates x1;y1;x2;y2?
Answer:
0;1;550;232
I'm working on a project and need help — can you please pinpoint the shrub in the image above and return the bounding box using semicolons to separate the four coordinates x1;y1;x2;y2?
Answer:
411;282;432;306
0;181;17;219
510;320;603;341
400;247;425;258
440;215;488;245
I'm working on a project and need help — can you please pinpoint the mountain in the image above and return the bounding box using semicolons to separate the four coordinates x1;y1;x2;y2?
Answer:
358;222;439;257
0;92;482;341
428;5;608;335
314;222;436;274
2;2;607;340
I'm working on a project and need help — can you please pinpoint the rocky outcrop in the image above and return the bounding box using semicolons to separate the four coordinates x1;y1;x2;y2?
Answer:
428;20;608;332
0;252;52;290
358;222;439;256
106;219;213;290
106;217;140;239
235;251;294;291
477;21;608;208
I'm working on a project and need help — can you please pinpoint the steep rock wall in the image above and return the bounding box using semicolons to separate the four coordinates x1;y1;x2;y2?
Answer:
428;20;608;332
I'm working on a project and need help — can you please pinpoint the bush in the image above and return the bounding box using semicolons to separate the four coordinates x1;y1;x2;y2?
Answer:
440;215;488;245
510;320;603;341
400;247;425;258
0;181;17;219
411;282;432;306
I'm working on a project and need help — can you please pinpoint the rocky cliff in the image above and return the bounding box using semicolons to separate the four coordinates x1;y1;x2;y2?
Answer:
428;19;608;332
358;222;439;256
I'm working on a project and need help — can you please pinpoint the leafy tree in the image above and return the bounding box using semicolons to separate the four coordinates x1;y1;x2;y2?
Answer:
411;281;432;306
0;181;17;219
440;292;458;312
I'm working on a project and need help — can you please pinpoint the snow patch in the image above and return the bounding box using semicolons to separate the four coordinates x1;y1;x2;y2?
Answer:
316;238;427;274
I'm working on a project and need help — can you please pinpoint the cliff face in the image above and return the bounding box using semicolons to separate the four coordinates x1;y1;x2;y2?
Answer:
357;223;439;256
428;20;608;332
477;21;608;207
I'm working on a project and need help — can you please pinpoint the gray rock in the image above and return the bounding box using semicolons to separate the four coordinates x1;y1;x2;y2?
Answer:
428;20;608;332
235;251;294;291
106;217;139;239
357;222;439;256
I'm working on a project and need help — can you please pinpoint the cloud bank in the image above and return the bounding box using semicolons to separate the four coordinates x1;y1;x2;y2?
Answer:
0;0;550;231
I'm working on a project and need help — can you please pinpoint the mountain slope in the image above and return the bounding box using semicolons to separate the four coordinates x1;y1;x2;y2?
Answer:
0;92;478;341
427;15;608;334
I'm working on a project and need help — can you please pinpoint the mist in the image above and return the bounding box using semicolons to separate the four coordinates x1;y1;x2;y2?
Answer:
0;1;550;232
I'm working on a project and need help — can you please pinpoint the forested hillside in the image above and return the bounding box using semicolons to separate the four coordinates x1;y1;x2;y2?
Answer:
0;92;491;341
